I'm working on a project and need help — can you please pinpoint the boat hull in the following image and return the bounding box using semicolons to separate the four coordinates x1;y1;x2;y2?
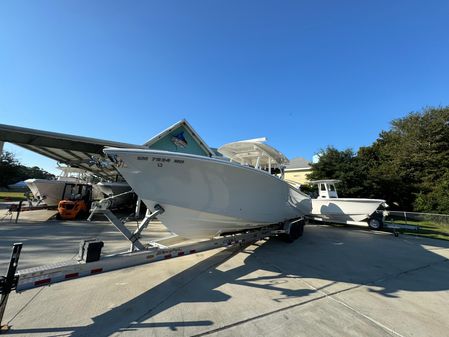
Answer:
96;182;132;196
310;198;384;223
25;179;66;206
25;179;104;207
104;148;312;238
96;182;134;208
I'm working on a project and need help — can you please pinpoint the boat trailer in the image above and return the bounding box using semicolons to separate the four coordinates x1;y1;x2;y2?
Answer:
0;196;305;332
306;209;420;236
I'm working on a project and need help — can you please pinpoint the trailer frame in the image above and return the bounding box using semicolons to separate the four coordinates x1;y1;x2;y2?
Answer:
0;207;305;331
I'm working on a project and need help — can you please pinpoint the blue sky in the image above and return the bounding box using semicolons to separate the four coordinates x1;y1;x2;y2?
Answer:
1;1;449;174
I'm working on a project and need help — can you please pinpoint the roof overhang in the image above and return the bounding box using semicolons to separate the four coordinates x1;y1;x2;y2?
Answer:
0;123;146;180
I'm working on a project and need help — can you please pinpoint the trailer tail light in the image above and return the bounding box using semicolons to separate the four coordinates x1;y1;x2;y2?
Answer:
34;278;51;286
65;273;79;279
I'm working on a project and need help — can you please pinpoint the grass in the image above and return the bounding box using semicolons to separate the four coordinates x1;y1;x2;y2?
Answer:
387;219;449;241
0;191;27;201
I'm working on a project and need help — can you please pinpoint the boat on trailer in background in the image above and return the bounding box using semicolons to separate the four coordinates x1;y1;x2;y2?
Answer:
307;179;386;229
95;181;135;209
25;166;103;207
104;138;312;239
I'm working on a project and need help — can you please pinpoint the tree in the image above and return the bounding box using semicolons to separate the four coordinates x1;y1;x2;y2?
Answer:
17;165;55;182
0;151;55;187
0;151;20;187
368;106;449;211
308;106;449;213
307;147;367;198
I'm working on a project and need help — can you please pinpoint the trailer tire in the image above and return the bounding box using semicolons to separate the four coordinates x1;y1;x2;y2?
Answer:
294;219;305;238
368;218;383;230
282;219;305;243
76;210;88;220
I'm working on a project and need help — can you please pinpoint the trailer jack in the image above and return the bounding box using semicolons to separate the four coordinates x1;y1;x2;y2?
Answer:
0;243;22;333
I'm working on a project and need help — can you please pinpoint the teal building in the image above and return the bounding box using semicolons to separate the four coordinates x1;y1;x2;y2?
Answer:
144;119;214;157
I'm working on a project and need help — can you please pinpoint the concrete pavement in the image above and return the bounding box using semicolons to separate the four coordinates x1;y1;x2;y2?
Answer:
1;216;448;337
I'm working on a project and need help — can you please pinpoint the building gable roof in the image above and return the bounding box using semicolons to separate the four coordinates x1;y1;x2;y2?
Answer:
285;157;311;170
143;119;214;157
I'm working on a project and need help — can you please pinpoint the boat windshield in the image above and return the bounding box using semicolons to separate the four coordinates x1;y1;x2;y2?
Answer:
217;138;289;173
310;180;340;198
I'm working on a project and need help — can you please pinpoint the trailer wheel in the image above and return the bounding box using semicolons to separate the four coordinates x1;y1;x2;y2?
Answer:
282;219;305;243
76;210;88;220
368;218;383;230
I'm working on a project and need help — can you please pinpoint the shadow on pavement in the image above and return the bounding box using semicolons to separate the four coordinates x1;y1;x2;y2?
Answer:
5;224;449;336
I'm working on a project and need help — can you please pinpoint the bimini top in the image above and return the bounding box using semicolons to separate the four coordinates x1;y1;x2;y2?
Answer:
218;138;289;169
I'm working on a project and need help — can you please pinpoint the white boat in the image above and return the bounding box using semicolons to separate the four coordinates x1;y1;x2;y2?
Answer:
104;138;312;239
25;166;102;206
96;181;134;208
308;180;386;228
96;181;131;197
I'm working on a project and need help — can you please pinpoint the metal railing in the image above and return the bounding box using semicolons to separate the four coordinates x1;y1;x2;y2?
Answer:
383;210;449;239
384;211;449;225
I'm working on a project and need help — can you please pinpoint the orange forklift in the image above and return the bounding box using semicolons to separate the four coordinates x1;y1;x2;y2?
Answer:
57;183;93;220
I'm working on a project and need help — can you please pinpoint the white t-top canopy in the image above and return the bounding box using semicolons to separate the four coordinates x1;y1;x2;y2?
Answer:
218;138;289;169
57;166;88;175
